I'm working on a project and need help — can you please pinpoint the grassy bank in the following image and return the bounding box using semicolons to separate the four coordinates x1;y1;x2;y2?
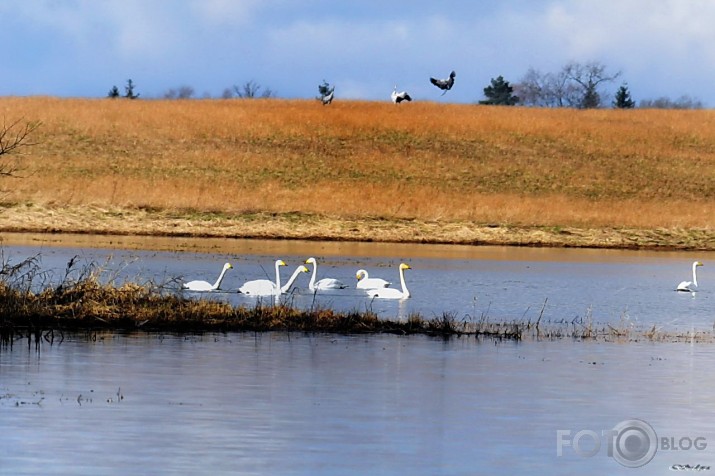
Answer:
0;97;714;249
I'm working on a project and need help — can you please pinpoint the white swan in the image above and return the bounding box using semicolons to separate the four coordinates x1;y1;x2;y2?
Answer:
280;265;310;293
239;259;287;296
182;262;233;291
367;264;411;299
676;261;703;292
391;86;412;103
356;269;391;289
305;257;347;291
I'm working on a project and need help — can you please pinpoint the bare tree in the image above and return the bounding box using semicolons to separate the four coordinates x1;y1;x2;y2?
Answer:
232;80;276;99
516;61;620;108
639;95;704;109
0;119;40;177
562;61;621;109
163;86;195;99
515;67;580;107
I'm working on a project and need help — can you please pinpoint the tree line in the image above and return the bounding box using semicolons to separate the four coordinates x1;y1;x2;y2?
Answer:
107;61;704;109
483;61;703;109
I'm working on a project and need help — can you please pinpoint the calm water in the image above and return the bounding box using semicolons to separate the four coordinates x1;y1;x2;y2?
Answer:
1;236;714;475
1;333;714;475
1;235;713;330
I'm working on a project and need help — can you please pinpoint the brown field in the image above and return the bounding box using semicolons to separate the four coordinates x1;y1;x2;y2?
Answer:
1;96;715;249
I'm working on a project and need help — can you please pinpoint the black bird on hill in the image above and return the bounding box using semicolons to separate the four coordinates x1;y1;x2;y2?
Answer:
429;70;456;95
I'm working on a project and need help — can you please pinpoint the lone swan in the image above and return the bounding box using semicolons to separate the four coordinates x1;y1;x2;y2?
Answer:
676;261;703;292
367;263;411;299
182;262;233;291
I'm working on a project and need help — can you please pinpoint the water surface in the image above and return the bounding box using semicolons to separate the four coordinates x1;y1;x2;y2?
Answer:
1;333;713;475
1;234;713;330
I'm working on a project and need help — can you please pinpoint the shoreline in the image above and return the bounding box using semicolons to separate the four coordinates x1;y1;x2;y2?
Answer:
1;205;714;252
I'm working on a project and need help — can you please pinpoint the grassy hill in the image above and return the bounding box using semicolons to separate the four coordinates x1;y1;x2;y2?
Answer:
1;97;714;249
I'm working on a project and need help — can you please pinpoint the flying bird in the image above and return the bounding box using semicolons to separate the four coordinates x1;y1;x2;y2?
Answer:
391;86;412;104
429;70;456;95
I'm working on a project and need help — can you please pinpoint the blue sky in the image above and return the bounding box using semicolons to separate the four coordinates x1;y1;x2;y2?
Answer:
2;0;714;106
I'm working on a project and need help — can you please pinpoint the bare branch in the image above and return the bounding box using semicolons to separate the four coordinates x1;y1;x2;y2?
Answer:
0;118;41;178
0;118;41;156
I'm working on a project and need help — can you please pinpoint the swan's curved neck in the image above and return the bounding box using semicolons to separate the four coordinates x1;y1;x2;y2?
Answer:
693;263;699;287
399;267;410;298
308;263;317;289
282;267;304;293
211;267;229;290
274;262;283;294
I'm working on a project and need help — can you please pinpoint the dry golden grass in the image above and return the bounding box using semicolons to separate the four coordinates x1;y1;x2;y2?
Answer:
2;96;715;236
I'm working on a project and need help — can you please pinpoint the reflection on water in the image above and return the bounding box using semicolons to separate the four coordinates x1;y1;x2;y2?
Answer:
1;333;715;475
0;234;713;330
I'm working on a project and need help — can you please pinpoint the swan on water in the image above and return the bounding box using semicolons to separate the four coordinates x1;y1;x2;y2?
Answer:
182;262;233;291
280;265;310;293
239;259;287;296
366;263;411;299
356;269;391;289
676;261;703;292
305;257;347;291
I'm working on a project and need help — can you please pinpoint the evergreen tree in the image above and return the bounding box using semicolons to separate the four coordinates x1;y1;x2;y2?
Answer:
124;79;140;99
613;84;635;109
107;85;120;98
580;81;600;109
479;76;519;106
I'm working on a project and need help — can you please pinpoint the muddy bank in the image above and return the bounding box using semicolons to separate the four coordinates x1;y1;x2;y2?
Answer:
0;205;713;251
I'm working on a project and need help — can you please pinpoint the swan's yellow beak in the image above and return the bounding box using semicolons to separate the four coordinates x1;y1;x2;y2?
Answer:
301;266;309;273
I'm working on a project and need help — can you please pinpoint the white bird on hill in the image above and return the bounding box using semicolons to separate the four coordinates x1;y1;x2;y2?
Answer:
321;88;334;105
391;86;412;103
